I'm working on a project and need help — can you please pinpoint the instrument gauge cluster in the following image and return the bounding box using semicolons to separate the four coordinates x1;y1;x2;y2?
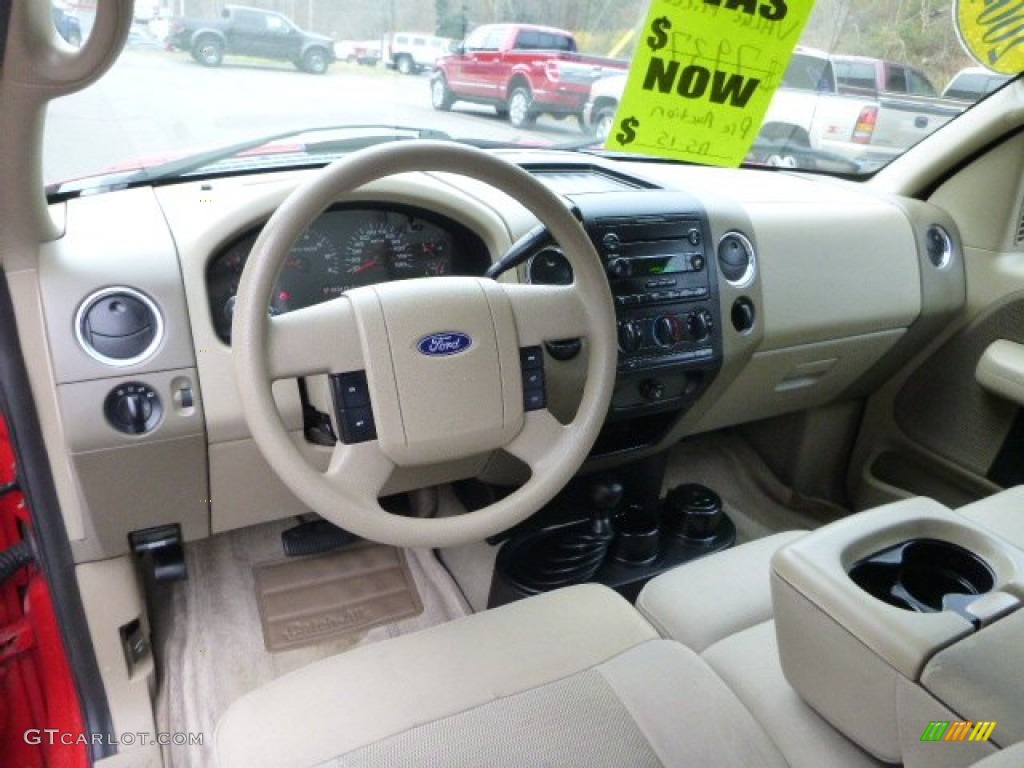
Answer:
206;204;488;343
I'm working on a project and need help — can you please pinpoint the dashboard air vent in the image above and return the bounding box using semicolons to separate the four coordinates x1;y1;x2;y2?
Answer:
717;232;756;286
924;225;953;269
75;287;163;366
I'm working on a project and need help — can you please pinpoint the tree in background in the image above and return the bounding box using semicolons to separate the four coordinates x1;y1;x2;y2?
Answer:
803;0;974;84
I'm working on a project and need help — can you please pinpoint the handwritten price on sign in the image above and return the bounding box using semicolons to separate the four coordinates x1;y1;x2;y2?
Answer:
605;0;814;166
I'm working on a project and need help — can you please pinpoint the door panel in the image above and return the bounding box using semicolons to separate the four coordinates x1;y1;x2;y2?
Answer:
851;130;1024;509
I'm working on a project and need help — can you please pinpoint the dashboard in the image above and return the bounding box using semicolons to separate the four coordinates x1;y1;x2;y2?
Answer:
206;204;490;343
24;150;968;562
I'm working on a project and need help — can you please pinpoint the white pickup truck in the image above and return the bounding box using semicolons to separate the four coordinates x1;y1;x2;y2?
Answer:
584;47;965;171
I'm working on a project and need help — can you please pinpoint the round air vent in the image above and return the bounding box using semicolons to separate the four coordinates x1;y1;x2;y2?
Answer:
925;225;953;269
527;247;573;285
75;287;163;366
717;232;756;286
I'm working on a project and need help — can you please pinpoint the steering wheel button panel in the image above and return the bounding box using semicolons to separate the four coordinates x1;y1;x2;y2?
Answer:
520;346;547;412
330;372;377;444
333;371;372;409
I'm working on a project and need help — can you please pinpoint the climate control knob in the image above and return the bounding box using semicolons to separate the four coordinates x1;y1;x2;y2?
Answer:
652;315;684;347
617;320;643;354
686;310;714;342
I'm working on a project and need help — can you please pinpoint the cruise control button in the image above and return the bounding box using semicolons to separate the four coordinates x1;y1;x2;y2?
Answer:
340;406;377;444
520;346;543;370
524;388;547;411
333;371;371;408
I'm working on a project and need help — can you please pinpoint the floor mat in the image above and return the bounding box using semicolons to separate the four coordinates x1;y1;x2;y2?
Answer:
152;519;470;768
254;543;423;652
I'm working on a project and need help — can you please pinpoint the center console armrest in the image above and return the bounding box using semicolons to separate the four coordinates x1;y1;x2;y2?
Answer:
770;496;1024;763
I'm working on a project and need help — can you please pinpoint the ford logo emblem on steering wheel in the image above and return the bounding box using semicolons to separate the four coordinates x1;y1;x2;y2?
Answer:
417;331;473;357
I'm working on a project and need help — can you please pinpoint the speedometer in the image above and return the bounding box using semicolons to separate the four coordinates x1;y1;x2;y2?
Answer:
345;223;413;280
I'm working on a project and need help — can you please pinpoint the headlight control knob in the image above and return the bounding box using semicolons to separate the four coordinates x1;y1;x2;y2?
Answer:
104;382;162;435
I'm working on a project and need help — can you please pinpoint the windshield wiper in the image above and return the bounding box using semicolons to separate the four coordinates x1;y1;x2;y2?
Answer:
49;124;452;198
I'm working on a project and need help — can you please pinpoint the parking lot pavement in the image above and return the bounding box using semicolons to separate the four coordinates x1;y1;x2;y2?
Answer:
43;50;585;184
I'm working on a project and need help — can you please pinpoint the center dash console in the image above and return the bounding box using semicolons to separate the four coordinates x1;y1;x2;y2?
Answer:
575;191;724;454
771;498;1024;765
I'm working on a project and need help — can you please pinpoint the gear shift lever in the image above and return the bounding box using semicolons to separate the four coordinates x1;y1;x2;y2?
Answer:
588;480;623;538
499;479;622;592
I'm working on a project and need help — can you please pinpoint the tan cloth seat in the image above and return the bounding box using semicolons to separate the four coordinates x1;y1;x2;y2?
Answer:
218;526;1017;768
637;532;886;768
215;582;794;768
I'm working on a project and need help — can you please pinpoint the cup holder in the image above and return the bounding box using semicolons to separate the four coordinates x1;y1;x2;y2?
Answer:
849;539;994;614
611;505;660;565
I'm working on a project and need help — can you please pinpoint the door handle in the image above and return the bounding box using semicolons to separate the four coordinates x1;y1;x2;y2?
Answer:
976;340;1024;405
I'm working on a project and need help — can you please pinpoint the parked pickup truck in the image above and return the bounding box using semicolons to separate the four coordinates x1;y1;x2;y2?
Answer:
167;5;335;74
584;48;964;170
430;23;628;128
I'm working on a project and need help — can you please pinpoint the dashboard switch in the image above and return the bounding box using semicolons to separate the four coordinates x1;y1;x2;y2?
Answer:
104;382;163;435
639;379;666;402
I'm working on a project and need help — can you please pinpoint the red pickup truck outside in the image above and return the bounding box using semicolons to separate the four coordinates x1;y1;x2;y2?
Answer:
430;23;627;129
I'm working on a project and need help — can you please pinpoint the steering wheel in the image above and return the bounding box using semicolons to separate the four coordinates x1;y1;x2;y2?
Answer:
233;141;617;548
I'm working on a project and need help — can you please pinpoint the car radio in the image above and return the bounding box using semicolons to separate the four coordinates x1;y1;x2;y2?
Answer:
589;214;721;383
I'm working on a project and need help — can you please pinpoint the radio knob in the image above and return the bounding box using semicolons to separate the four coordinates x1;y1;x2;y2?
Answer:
617;320;643;354
607;257;632;279
686;310;714;342
652;315;684;347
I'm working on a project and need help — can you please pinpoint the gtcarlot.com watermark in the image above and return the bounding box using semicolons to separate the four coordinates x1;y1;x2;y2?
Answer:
25;730;204;747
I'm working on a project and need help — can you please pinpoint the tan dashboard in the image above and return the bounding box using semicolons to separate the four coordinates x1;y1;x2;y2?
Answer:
23;153;965;562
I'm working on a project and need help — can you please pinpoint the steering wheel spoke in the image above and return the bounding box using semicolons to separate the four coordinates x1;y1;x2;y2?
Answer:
501;283;589;346
505;409;571;471
324;440;395;503
267;299;364;379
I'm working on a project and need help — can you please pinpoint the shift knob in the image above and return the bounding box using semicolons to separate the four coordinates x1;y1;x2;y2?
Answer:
590;481;624;512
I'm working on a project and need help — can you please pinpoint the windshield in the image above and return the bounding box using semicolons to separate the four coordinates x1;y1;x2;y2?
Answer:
43;0;1019;191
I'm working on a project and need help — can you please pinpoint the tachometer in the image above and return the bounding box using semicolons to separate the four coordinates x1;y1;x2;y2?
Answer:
274;228;344;313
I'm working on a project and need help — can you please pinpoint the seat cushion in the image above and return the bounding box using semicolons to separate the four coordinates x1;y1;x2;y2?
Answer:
637;533;885;768
215;582;793;768
636;531;806;652
702;621;886;768
216;583;655;768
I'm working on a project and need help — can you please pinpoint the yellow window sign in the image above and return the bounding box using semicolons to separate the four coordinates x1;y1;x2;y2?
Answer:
955;0;1024;75
606;0;817;166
